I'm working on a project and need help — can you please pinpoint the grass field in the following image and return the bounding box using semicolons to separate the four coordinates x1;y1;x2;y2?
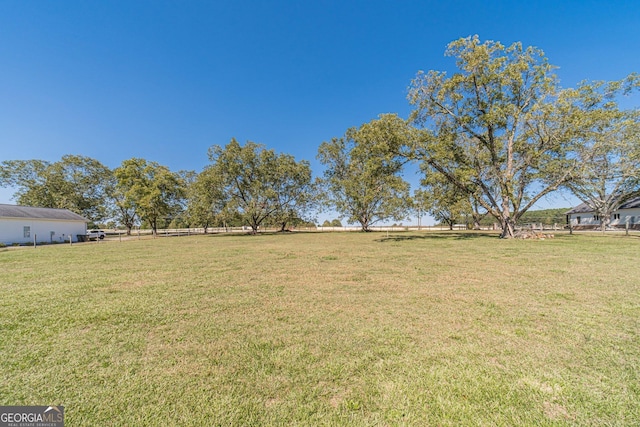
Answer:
1;231;638;425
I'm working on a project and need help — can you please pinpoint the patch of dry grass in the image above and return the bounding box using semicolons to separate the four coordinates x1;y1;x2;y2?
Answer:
0;231;638;425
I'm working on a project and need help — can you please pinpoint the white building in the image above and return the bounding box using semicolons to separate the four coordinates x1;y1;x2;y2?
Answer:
566;197;640;230
0;204;89;245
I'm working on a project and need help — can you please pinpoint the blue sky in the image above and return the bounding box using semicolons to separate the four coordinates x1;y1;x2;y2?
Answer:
1;1;639;222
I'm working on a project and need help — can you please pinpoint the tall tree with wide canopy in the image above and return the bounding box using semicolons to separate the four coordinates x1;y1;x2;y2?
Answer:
114;158;185;235
408;35;637;238
566;97;640;231
317;114;412;231
207;139;315;233
0;155;113;224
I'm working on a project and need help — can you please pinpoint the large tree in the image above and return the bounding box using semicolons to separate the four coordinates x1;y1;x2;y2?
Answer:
408;36;638;238
317;114;412;231
0;155;113;224
114;158;185;235
565;88;640;231
206;139;315;233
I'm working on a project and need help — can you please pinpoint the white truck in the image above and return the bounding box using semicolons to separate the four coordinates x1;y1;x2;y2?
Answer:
86;229;106;240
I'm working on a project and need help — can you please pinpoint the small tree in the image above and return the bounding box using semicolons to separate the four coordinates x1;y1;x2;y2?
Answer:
414;185;468;231
186;167;227;233
114;158;185;236
107;181;138;235
270;153;317;232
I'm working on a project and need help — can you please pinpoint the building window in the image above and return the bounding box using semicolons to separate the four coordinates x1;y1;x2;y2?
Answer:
593;215;600;221
23;226;30;238
613;213;620;220
576;216;581;224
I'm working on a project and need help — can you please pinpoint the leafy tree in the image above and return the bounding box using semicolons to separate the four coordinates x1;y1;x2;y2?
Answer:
330;219;343;227
185;167;228;233
408;36;636;238
107;183;138;235
0;155;113;224
269;153;317;231
565;93;640;231
207;139;315;233
0;159;52;205
114;158;185;235
414;173;469;230
322;220;332;227
317;114;412;231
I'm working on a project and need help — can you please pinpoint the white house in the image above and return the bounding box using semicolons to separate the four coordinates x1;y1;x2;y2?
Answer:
566;196;640;230
0;204;89;245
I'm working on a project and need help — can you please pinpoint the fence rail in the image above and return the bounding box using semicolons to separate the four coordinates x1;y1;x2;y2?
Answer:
105;223;556;238
88;223;640;242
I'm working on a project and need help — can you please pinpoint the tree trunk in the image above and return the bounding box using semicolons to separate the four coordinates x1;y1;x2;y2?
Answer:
601;214;610;233
499;217;516;238
359;216;370;232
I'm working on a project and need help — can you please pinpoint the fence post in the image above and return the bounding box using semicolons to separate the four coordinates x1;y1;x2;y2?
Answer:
34;234;37;248
626;218;630;236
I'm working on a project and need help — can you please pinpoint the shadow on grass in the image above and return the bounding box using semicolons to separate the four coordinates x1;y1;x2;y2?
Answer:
375;232;499;242
197;230;304;239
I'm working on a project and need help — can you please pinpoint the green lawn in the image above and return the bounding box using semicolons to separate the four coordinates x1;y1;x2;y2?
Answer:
1;232;638;425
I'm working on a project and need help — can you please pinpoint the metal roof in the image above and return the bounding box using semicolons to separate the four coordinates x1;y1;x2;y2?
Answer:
0;204;88;222
566;196;640;215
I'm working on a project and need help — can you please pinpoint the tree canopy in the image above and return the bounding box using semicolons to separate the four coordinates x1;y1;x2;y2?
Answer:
0;155;113;224
114;158;185;235
206;139;316;233
1;37;638;238
317;114;412;231
414;173;470;230
408;35;638;238
563;81;640;230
